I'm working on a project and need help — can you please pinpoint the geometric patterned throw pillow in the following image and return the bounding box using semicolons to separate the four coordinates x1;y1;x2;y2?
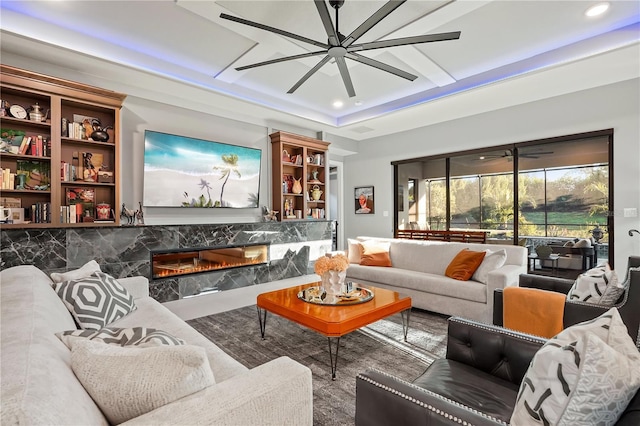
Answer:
53;272;136;330
58;327;186;349
510;308;640;426
566;264;623;306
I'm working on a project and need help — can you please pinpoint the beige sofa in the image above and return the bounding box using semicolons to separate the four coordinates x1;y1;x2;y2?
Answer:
346;238;527;323
1;265;313;425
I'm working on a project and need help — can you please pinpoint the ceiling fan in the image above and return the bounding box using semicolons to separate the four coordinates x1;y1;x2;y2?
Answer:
220;0;461;97
479;149;555;161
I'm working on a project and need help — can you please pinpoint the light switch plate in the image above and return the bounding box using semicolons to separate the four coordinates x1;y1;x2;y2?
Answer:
624;208;638;218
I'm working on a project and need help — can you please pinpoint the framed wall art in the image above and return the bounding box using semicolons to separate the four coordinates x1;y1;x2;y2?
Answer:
354;186;374;214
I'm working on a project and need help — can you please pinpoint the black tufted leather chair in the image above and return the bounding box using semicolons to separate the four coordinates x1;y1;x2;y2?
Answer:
494;256;640;344
355;315;640;425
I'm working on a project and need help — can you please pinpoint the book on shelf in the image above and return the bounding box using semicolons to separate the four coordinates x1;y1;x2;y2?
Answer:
29;202;51;224
1;168;15;190
60;161;79;182
18;136;31;154
65;187;95;222
68;122;85;140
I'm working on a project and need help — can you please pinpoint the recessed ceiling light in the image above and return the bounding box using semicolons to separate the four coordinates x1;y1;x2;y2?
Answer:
355;100;363;106
332;100;344;108
585;2;609;17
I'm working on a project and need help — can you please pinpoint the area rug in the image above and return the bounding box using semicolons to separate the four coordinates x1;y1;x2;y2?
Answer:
187;305;449;425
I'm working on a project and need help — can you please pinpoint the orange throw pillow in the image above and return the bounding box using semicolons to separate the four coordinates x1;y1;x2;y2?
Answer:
445;249;486;281
359;243;392;267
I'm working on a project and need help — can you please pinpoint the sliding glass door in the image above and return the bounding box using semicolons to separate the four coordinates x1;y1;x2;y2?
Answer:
393;130;613;266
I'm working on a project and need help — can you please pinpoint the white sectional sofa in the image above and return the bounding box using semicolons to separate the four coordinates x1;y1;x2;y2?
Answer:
346;237;527;323
1;265;313;425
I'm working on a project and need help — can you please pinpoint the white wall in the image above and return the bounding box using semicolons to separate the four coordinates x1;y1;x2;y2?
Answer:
343;78;640;269
120;96;268;224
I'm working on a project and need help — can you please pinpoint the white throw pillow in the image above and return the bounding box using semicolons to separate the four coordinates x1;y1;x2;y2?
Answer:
58;327;186;349
50;260;101;283
347;238;363;264
511;308;640;426
53;271;136;330
573;238;592;248
70;339;215;424
567;264;623;305
471;249;507;284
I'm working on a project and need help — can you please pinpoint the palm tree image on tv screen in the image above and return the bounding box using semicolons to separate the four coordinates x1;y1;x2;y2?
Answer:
142;131;261;208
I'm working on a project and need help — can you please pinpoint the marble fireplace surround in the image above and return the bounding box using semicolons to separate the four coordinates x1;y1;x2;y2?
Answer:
0;221;333;303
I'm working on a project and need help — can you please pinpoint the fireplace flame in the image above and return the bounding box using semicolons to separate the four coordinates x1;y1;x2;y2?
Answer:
152;245;268;280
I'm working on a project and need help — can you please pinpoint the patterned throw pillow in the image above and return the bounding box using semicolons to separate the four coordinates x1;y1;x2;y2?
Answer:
70;339;215;424
53;272;136;330
567;264;624;305
58;327;185;349
510;308;640;425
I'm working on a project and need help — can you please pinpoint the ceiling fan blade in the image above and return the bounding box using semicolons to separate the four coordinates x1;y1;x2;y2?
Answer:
287;55;332;94
348;31;461;52
520;150;554;158
341;0;407;48
220;13;329;49
335;57;356;97
236;51;327;71
346;53;416;81
314;0;340;46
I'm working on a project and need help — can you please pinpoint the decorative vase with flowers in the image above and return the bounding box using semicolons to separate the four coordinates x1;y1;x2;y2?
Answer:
314;253;349;295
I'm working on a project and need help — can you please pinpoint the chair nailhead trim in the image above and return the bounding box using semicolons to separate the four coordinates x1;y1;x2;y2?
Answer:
449;317;547;344
358;370;508;425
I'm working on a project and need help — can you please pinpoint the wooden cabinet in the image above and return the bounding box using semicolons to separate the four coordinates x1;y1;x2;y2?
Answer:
270;131;330;221
0;65;126;228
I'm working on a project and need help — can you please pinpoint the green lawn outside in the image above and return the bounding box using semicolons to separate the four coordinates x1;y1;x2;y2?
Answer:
521;211;607;226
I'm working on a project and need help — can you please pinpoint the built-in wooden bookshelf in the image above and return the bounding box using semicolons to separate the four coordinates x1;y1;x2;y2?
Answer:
270;131;329;221
0;65;126;228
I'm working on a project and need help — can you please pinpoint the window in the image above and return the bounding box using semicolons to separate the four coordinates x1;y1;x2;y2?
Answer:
393;130;612;265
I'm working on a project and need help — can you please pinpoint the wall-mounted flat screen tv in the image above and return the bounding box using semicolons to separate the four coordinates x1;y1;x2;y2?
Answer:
143;130;261;208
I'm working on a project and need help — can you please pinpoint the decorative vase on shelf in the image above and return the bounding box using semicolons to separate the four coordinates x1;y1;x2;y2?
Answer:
322;270;347;295
292;177;302;194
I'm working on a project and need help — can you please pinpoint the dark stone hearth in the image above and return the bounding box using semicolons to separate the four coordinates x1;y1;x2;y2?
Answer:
0;229;67;270
1;221;332;303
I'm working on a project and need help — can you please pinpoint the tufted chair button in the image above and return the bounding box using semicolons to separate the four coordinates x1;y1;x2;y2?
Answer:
466;342;472;347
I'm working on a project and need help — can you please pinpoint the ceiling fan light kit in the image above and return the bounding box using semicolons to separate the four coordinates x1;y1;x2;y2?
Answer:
220;0;461;97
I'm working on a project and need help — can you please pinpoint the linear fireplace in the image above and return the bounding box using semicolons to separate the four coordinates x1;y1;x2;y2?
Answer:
150;243;270;281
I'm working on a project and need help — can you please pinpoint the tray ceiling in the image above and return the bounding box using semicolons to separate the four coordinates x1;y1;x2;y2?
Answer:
0;1;638;139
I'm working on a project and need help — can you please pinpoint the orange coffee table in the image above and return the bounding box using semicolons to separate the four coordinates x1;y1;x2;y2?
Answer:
256;283;412;380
